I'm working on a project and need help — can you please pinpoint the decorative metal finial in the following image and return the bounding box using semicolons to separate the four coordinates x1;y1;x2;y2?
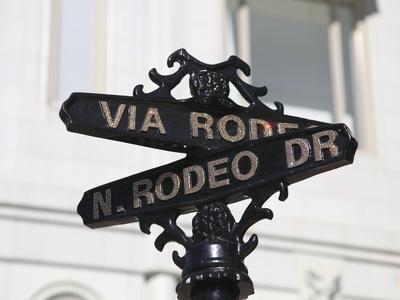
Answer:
133;48;284;112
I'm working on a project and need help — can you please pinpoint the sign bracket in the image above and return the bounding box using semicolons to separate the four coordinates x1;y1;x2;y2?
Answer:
137;182;288;299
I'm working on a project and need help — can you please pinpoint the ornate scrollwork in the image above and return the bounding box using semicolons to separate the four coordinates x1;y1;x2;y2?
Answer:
133;48;284;113
137;180;289;299
139;212;193;252
132;49;291;299
190;70;229;98
192;202;235;242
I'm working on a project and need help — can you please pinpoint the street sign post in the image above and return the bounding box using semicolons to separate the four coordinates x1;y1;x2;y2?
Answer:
60;49;357;299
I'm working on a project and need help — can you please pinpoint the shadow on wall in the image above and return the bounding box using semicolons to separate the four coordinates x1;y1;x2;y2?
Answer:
363;0;378;19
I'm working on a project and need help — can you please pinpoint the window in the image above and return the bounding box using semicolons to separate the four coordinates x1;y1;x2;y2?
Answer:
231;0;361;136
48;0;106;102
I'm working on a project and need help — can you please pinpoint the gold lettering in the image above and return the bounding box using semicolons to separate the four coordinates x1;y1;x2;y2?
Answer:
277;122;299;134
128;105;136;130
285;138;311;168
183;165;205;195
93;189;112;220
155;172;180;201
312;130;339;161
249;119;273;140
231;151;259;181
99;101;126;128
208;157;230;189
141;108;166;134
217;115;246;142
191;112;214;139
133;179;154;208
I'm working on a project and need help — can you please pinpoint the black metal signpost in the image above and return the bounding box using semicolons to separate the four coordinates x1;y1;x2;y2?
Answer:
60;49;357;299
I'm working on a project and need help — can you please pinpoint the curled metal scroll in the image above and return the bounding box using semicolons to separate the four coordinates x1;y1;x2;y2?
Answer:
133;48;284;113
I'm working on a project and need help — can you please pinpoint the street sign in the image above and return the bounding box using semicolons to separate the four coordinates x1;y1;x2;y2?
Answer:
60;92;326;153
78;124;356;229
60;49;357;300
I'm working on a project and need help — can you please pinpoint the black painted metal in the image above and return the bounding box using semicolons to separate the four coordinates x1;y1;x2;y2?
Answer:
191;281;240;300
176;202;255;299
60;91;324;153
77;123;355;229
59;49;357;299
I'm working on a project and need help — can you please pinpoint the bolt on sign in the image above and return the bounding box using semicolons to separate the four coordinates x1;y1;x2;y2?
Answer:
60;49;357;299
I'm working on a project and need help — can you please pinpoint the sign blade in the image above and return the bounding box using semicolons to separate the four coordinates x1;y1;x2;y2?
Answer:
78;124;357;228
60;92;328;153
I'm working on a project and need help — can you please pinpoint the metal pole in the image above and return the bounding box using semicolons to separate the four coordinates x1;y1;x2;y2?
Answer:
175;202;255;300
191;282;239;300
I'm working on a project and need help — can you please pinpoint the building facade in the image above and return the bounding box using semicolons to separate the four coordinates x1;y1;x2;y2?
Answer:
1;0;400;299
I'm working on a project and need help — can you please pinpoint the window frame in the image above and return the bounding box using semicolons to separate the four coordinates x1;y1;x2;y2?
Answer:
231;0;374;151
46;0;107;107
